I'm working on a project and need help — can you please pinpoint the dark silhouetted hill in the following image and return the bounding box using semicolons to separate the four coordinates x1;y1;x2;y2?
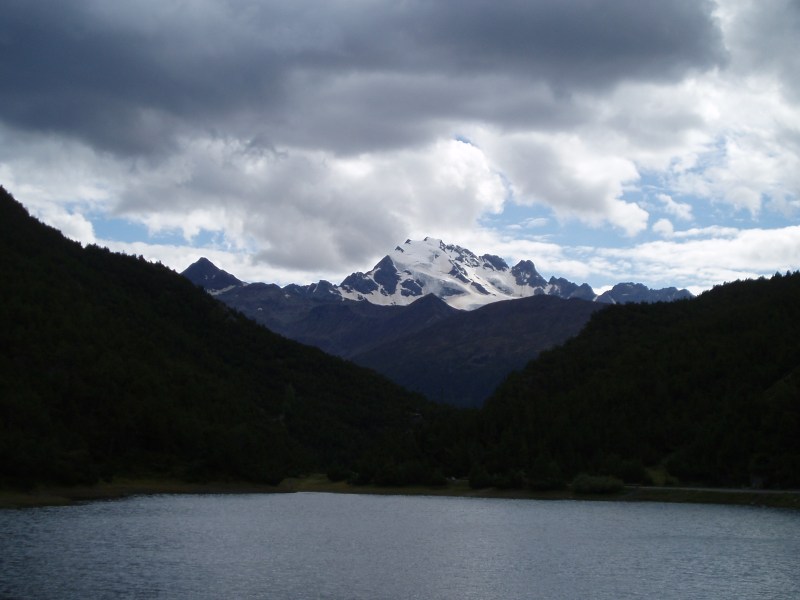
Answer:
468;273;800;488
0;186;444;488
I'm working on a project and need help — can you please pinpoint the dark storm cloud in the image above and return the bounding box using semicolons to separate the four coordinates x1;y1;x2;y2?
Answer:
0;0;726;157
727;0;800;101
0;1;287;155
376;0;726;86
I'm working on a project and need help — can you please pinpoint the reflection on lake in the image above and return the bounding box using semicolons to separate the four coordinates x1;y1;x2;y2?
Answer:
1;492;799;599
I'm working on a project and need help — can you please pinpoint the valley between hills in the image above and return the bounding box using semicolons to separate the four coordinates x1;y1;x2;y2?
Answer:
182;238;690;407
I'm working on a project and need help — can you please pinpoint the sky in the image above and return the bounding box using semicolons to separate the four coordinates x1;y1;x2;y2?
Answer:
2;0;799;294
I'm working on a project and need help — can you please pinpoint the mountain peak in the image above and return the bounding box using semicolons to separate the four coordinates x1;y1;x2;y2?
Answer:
510;260;547;288
334;238;694;309
183;237;694;310
335;238;564;309
481;254;510;271
597;282;694;304
181;258;243;293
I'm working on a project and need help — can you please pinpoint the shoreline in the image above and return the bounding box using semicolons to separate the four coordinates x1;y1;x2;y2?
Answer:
0;479;290;509
283;475;800;509
2;475;799;510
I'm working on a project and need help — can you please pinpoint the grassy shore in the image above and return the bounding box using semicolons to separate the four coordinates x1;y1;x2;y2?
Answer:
2;475;799;510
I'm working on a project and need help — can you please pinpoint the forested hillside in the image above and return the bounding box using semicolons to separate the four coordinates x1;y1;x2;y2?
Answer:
352;295;604;406
3;182;798;493
468;273;800;489
0;186;446;488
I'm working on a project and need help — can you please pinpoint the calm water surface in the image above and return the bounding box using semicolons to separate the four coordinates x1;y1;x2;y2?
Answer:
1;492;798;599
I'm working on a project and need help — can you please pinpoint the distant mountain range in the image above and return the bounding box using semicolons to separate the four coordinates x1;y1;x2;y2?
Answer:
186;237;693;308
183;240;691;406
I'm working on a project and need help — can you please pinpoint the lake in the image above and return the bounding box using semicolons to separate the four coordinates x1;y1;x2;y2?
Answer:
1;492;798;599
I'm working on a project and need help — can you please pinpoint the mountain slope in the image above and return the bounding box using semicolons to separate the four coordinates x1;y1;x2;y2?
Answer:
200;259;606;406
0;186;441;488
353;295;605;406
472;272;800;488
183;254;691;407
215;281;460;358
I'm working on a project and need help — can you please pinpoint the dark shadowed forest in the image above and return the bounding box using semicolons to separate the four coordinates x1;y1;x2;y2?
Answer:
1;186;798;492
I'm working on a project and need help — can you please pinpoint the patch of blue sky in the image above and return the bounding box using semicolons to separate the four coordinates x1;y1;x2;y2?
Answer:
92;215;219;247
649;189;792;234
487;200;642;249
482;202;551;234
637;140;799;232
756;205;798;229
624;172;727;234
92;216;152;243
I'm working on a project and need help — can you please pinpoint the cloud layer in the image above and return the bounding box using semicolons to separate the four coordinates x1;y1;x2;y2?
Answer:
1;0;798;289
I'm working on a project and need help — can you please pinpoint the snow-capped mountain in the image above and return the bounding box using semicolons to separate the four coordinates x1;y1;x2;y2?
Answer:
183;237;692;309
340;238;552;309
181;241;693;406
337;237;690;309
